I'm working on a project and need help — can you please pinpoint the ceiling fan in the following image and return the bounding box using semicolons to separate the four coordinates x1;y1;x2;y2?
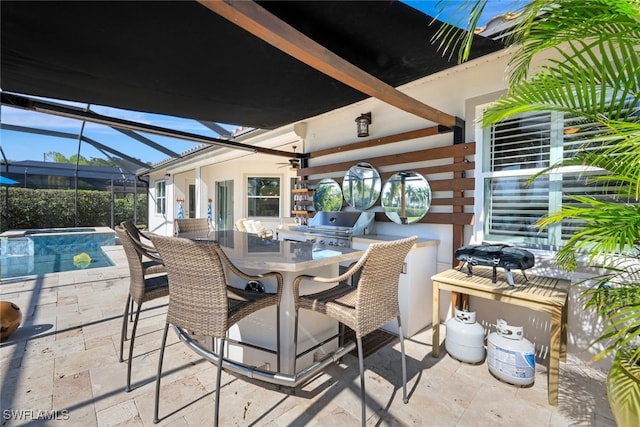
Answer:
277;145;300;170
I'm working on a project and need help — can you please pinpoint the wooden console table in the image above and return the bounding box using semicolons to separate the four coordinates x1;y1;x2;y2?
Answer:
431;267;570;406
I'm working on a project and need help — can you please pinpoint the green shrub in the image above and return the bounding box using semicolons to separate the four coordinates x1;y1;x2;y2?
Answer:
0;187;147;231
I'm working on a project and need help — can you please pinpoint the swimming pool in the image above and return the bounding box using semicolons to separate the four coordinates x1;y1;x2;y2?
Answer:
0;227;115;279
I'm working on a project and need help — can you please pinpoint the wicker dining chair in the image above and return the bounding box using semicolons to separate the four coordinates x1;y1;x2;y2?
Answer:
148;234;283;426
174;218;210;235
292;235;417;426
115;225;169;392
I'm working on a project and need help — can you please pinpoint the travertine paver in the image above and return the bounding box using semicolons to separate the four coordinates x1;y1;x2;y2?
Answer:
52;370;96;427
95;399;142;427
0;245;615;427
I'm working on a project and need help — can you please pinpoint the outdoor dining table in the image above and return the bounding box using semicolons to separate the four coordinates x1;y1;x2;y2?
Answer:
173;229;365;385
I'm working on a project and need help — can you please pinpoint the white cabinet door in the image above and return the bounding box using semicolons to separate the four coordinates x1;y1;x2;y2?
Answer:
352;238;438;337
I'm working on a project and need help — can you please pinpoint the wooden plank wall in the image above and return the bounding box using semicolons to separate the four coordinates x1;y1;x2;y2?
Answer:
297;126;476;265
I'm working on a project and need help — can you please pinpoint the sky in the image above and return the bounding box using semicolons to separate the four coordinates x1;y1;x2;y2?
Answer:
405;0;525;26
0;100;227;170
0;1;526;170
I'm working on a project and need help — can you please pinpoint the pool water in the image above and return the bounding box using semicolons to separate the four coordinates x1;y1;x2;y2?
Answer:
0;228;115;279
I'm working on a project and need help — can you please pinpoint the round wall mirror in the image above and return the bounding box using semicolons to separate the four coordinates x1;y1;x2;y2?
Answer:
342;162;381;210
381;171;431;224
313;178;343;212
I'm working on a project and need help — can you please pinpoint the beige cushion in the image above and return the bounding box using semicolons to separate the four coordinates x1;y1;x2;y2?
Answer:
243;220;257;233
235;218;247;232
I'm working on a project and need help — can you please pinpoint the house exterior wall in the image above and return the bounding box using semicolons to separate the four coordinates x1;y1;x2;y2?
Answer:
144;48;605;367
147;132;302;236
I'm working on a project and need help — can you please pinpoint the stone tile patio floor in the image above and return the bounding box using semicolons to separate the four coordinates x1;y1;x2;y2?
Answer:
1;245;615;426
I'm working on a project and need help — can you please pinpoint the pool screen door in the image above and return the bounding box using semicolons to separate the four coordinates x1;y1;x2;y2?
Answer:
216;180;233;230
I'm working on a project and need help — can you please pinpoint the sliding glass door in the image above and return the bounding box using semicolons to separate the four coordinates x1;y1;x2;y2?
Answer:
215;179;234;230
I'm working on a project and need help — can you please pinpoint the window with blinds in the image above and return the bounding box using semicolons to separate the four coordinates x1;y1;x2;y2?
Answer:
482;110;618;247
488;112;552;172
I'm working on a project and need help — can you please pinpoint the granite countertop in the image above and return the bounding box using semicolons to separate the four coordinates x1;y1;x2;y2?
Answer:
275;228;439;248
177;230;364;272
352;234;439;248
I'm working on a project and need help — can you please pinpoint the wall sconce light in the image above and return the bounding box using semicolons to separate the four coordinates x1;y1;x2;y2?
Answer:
355;112;372;138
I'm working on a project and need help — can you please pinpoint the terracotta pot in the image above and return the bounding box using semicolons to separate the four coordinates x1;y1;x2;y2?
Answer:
0;301;22;340
607;346;640;427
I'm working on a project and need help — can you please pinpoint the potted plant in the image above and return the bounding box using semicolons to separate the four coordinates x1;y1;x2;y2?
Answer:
435;0;640;424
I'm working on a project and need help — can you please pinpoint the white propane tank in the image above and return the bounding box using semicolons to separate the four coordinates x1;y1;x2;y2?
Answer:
445;308;486;364
487;319;536;386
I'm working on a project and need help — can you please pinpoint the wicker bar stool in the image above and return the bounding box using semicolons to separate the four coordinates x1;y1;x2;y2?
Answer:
120;220;166;326
292;236;417;426
120;220;164;270
149;234;283;426
174;218;210;235
115;225;169;392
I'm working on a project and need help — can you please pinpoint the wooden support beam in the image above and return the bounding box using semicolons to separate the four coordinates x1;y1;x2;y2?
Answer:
375;212;474;225
311;126;446;158
300;142;475;177
200;0;458;127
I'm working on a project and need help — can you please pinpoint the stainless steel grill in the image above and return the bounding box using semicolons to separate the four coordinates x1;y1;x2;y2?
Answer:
305;211;374;247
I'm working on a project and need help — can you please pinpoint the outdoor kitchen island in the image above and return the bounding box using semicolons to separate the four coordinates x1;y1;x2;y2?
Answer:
173;229;365;387
351;235;439;337
278;227;440;337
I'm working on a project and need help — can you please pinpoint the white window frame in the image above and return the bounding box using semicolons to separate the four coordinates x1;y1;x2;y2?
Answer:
245;175;282;218
155;180;166;215
474;104;612;249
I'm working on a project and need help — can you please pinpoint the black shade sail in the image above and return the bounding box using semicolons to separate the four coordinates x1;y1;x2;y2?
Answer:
1;1;503;130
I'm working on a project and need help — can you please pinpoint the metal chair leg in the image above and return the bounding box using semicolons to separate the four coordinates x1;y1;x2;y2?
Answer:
126;303;142;392
292;309;300;375
357;337;366;427
214;337;225;427
276;305;281;373
153;322;170;424
397;315;408;404
129;297;135;322
119;295;131;362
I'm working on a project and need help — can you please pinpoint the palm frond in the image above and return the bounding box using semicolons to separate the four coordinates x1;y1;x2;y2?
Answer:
503;0;640;85
578;263;640;362
433;0;640;80
482;39;640;126
537;198;640;269
592;299;640;361
431;0;489;63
